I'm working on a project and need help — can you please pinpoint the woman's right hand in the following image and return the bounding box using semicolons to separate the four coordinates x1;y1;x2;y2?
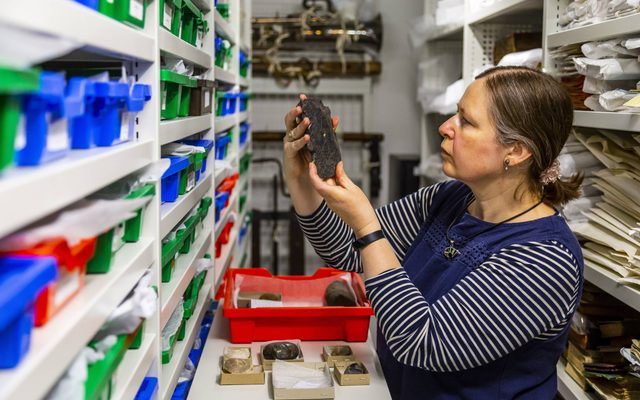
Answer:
283;94;339;182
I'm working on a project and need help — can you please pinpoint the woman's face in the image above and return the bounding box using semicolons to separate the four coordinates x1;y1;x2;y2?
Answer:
438;79;508;185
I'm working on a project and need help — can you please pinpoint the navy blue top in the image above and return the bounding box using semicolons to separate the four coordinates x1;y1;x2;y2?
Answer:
298;181;584;399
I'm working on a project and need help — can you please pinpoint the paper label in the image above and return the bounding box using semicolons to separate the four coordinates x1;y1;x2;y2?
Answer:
204;93;210;109
112;223;125;252
196;30;205;48
14;115;26;151
250;299;283;308
106;0;114;3
119;111;131;143
163;3;173;28
187;171;196;192
47;115;69;152
162;89;167;111
130;0;144;20
624;94;640;108
54;267;81;307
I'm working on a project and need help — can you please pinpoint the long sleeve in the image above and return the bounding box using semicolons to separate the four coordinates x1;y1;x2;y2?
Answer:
296;182;444;272
364;240;582;372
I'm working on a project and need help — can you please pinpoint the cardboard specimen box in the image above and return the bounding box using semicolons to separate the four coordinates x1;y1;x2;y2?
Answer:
333;361;370;386
220;346;266;385
322;345;355;367
272;362;335;400
260;340;305;371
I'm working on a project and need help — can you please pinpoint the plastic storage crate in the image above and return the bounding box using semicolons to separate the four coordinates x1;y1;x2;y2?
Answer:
216;2;229;19
0;256;56;368
7;238;97;326
214;191;229;223
214;134;231;160
180;0;202;46
0;66;40;172
123;182;156;242
160;69;191;120
178;214;199;254
161;155;189;202
222;268;374;343
239;121;249;146
223;92;237;115
179;139;213;173
74;0;99;9
189;79;215;116
114;0;147;28
239;50;251;78
85;330;138;400
238;92;249;112
161;232;184;283
135;377;158;400
178;154;196;195
160;0;183;35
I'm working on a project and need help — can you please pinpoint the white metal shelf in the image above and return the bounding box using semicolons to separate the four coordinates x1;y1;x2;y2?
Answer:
573;111;640;132
161;283;211;400
238;76;250;87
160;172;213;238
214;11;237;44
467;0;542;25
0;0;155;62
0;239;154;400
215;114;236;134
584;261;640;312
159;28;212;69
426;24;464;41
215;66;237;85
161;221;213;329
113;333;157;400
238;111;249;123
191;0;212;13
557;360;596;400
547;13;640;47
159;115;213;145
0;140;153;238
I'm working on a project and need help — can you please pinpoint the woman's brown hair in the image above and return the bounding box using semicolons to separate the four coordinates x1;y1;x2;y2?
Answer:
476;66;583;206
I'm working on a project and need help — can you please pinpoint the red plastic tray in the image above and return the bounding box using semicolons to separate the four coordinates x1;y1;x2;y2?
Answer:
222;268;373;343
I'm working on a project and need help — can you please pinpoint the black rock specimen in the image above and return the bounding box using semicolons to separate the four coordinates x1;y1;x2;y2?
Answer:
344;362;367;375
329;346;353;356
324;280;357;307
259;293;281;301
297;97;341;179
262;342;300;360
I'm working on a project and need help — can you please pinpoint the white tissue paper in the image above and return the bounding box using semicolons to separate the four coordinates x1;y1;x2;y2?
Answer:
195;257;214;273
177;358;196;384
272;361;331;389
0;197;151;251
498;48;543;69
162;299;184;351
94;272;157;341
574;57;640;80
164;58;194;76
581;39;640;59
162;143;206;157
0;25;82;69
582;76;639;94
426;79;465;115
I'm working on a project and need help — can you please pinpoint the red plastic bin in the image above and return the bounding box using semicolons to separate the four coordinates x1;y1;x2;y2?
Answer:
222;268;373;343
8;238;96;326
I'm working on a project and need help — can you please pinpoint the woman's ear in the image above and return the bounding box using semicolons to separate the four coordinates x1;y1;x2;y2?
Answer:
506;142;532;168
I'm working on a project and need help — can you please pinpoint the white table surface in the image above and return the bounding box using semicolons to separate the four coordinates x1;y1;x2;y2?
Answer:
189;303;392;400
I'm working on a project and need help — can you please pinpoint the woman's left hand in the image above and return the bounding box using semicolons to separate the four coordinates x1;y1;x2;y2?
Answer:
308;161;380;238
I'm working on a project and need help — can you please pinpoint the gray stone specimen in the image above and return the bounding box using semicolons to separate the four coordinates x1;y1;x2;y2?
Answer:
329;346;353;356
223;358;251;374
262;341;300;360
344;362;367;375
324;280;357;307
297;97;341;179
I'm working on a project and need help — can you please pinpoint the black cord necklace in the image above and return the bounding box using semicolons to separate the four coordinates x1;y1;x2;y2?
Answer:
443;194;545;260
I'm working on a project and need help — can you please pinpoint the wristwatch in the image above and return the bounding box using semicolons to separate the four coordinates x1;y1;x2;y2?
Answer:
352;230;385;250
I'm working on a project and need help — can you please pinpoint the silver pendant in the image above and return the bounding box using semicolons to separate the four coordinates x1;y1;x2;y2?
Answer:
443;241;460;260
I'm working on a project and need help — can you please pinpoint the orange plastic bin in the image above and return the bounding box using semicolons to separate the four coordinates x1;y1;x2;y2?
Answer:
9;238;96;326
222;268;373;343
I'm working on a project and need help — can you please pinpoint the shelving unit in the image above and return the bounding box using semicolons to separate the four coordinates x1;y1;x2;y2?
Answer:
0;0;251;398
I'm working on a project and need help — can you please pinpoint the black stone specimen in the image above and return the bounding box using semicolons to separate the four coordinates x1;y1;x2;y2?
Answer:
259;293;281;301
329;346;353;356
297;97;341;179
344;362;367;375
262;342;300;360
324;280;357;307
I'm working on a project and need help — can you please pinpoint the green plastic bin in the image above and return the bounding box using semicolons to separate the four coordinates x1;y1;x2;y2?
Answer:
215;90;225;116
180;0;202;46
217;3;229;20
162;327;179;364
0;66;40;172
160;0;183;35
161;234;183;283
129;321;145;349
98;0;117;18
176;318;187;341
123;183;156;242
177;77;197;118
178;154;196;195
85;332;136;400
178;214;199;254
114;0;146;28
161;69;191;120
239;152;252;175
198;196;213;218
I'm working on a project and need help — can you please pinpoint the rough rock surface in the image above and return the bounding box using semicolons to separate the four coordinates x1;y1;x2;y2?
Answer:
324;280;357;307
297;97;341;179
344;362;366;375
262;342;300;360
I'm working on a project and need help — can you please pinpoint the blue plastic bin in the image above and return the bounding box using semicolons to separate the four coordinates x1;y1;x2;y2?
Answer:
215;191;229;223
135;377;158;400
223;92;237;115
179;139;213;174
67;77;96;149
239;122;249;146
93;81;128;147
214;134;231;160
0;256;57;369
239;92;248;112
161;156;189;202
15;71;67;166
171;381;191;400
74;0;99;9
118;83;152;145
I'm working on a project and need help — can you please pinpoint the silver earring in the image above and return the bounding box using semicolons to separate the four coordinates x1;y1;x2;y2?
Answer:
503;159;510;171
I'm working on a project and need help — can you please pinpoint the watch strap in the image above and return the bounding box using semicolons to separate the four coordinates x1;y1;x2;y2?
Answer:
352;230;385;250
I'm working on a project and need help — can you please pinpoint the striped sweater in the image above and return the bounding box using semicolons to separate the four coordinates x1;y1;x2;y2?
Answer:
297;181;582;373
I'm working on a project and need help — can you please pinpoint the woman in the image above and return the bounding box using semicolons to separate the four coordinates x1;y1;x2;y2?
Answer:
282;66;584;399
